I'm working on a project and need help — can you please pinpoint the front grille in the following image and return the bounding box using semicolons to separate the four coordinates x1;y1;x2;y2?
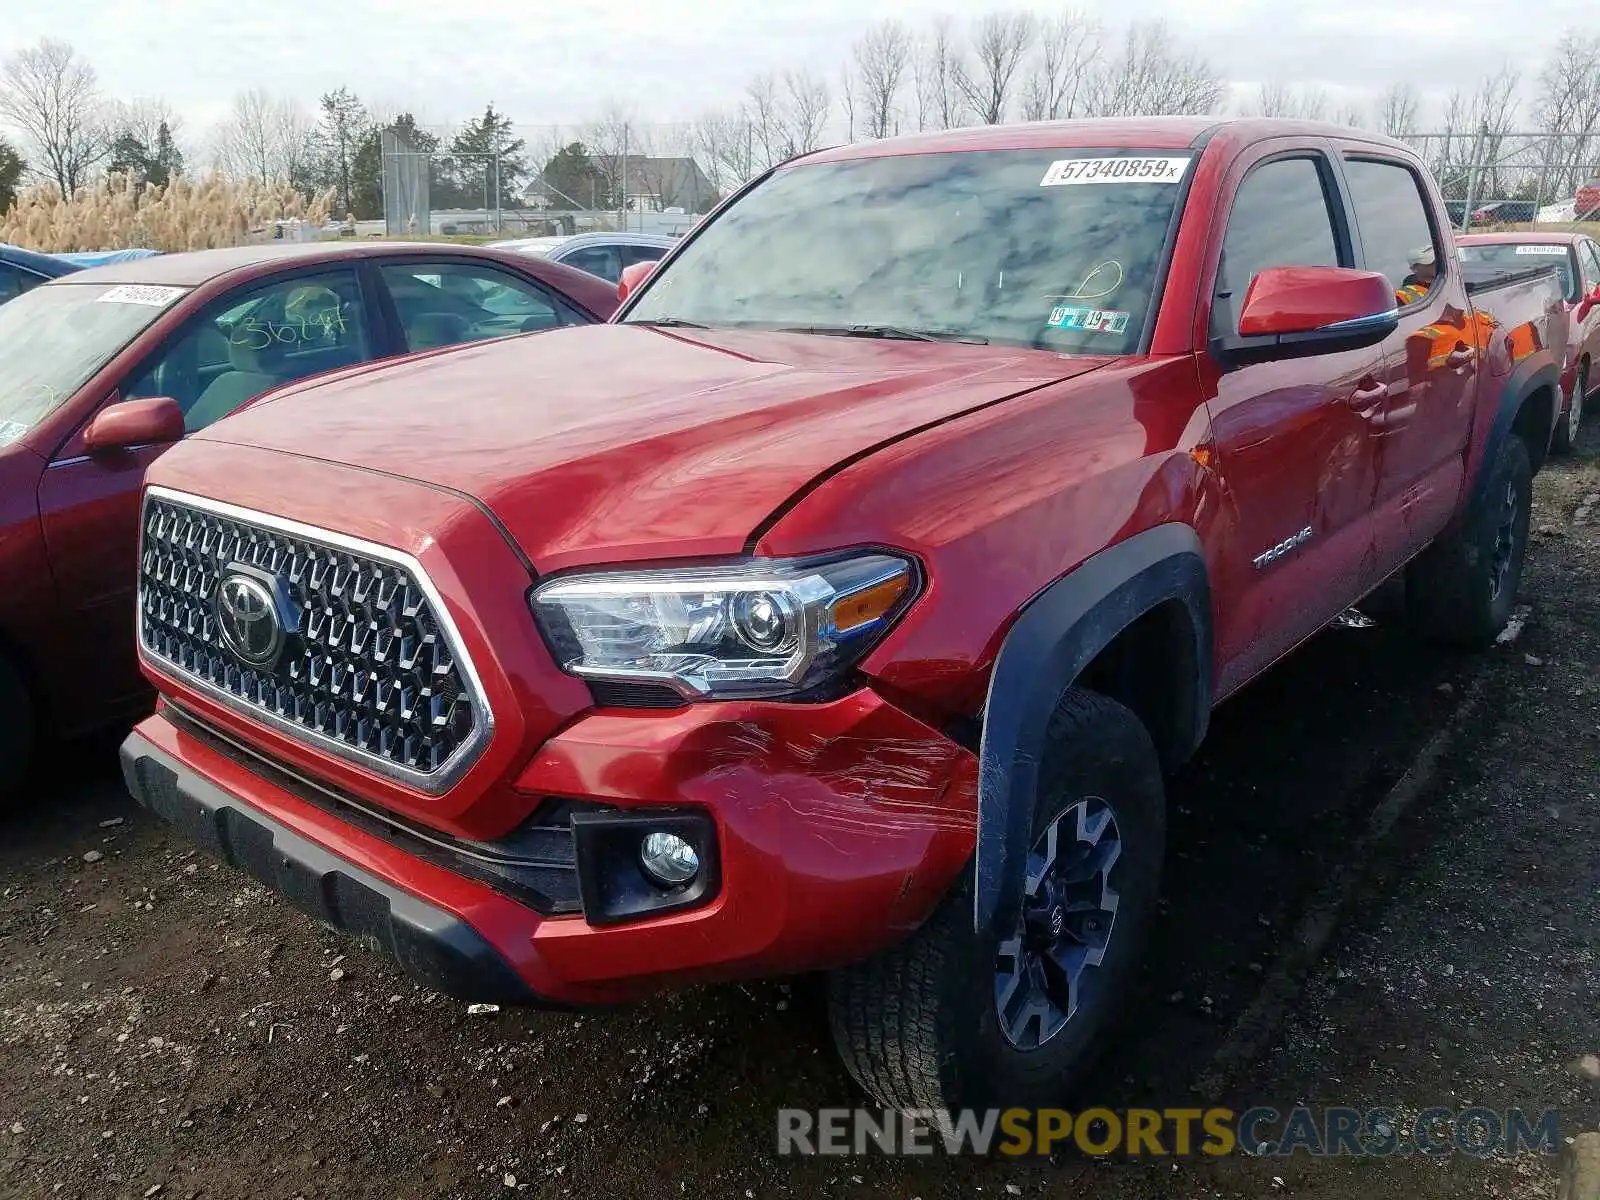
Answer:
138;488;491;793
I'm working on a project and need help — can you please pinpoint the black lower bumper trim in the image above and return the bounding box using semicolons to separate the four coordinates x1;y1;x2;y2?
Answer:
120;730;542;1006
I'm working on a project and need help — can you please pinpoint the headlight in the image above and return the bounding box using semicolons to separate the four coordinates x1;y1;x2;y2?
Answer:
531;552;918;699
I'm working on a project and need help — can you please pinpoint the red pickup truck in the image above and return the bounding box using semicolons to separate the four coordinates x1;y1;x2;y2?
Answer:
120;118;1568;1111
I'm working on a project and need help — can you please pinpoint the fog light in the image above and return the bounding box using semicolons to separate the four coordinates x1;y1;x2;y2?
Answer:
639;832;700;886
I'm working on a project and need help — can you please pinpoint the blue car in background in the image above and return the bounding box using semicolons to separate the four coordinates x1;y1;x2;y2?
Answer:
0;245;161;304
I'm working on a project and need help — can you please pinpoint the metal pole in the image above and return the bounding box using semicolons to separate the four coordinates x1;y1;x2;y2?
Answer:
494;152;502;232
620;124;628;233
1461;125;1486;233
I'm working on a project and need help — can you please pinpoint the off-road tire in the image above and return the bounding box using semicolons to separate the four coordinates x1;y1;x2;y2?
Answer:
826;688;1166;1112
0;656;34;801
1406;433;1532;647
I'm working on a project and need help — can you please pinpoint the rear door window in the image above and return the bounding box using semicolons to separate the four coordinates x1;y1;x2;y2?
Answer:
378;260;575;347
562;244;625;283
1342;158;1441;304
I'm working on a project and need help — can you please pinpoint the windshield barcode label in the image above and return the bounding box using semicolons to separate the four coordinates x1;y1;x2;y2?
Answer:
1514;245;1567;255
1041;156;1191;187
96;284;187;307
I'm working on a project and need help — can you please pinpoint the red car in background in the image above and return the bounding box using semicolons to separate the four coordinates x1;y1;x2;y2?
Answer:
1458;231;1600;452
0;241;616;794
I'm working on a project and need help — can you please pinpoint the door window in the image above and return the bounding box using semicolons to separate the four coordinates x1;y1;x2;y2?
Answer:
1580;241;1600;292
621;244;668;269
1212;157;1342;338
1343;158;1442;305
0;264;42;304
562;244;625;283
125;269;370;432
379;261;571;347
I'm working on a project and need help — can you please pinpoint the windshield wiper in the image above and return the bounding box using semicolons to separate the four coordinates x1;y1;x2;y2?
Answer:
630;316;710;329
778;323;989;345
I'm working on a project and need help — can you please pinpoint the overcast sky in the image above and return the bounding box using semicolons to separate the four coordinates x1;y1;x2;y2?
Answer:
2;0;1593;138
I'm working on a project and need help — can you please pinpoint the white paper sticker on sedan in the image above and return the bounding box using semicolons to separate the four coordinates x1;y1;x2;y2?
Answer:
1514;245;1568;256
95;284;187;307
1041;156;1191;187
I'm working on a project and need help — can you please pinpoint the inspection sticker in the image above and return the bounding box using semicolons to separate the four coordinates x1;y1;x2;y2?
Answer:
94;284;187;307
1514;244;1568;255
1047;305;1130;333
1041;156;1191;187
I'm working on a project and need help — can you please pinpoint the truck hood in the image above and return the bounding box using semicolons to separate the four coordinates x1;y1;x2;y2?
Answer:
200;324;1108;571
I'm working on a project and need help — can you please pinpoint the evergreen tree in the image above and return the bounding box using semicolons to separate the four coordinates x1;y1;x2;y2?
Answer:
0;136;24;214
316;87;368;216
540;142;609;209
445;105;527;210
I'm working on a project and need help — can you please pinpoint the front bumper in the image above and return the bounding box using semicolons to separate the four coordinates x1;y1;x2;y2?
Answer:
122;688;977;1006
121;729;543;1005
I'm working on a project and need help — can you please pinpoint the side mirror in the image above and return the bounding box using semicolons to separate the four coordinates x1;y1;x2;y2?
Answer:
1216;266;1400;367
83;396;185;454
1578;286;1600;323
617;260;656;304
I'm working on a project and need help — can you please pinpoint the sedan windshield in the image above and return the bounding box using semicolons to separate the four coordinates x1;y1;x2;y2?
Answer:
1459;242;1577;301
624;148;1194;354
0;282;185;447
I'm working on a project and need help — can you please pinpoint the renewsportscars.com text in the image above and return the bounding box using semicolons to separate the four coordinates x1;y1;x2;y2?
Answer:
777;1106;1562;1158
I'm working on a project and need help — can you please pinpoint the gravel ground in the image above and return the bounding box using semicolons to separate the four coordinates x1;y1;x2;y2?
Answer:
1;435;1597;1200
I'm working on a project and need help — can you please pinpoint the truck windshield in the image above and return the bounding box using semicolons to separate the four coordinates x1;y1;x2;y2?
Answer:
624;148;1193;355
0;282;184;448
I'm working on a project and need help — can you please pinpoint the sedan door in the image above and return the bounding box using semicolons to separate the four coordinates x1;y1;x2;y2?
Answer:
36;267;375;724
1580;240;1600;402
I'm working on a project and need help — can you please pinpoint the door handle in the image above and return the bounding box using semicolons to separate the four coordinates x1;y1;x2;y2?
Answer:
1346;381;1388;409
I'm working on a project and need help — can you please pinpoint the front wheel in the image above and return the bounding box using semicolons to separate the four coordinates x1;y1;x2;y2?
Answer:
1405;433;1532;647
827;688;1166;1111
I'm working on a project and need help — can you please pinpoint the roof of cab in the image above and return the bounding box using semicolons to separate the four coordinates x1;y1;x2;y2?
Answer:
798;116;1414;165
46;240;454;287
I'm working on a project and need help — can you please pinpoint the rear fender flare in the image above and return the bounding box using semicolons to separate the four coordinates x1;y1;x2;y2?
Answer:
974;522;1212;938
1470;359;1560;504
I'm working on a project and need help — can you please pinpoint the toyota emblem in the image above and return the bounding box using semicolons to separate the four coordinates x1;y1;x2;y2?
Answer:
215;574;284;667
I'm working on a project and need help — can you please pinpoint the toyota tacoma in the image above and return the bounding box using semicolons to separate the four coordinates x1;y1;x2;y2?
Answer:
120;118;1568;1110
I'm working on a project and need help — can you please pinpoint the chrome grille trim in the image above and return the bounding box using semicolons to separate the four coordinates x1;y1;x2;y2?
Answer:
137;485;495;795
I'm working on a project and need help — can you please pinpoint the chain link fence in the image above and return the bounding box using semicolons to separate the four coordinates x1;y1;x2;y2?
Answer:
1400;130;1600;228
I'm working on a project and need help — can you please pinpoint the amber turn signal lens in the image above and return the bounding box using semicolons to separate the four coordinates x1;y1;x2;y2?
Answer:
830;575;910;634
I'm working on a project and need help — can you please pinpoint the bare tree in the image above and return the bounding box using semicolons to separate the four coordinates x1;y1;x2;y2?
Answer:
582;101;641;214
780;70;832;158
956;11;1036;125
851;20;913;139
1534;30;1600;195
743;74;786;171
0;39;108;194
1332;101;1368;130
1084;21;1227;118
1468;66;1522;197
1376;83;1421;138
211;89;315;187
692;108;757;195
912;17;966;131
1245;82;1329;120
1021;10;1102;121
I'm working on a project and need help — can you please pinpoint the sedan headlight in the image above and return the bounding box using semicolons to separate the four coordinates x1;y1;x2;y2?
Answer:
531;552;918;699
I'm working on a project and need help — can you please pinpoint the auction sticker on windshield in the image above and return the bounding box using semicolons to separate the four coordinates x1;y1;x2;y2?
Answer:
94;284;187;307
1515;245;1568;256
1041;156;1191;187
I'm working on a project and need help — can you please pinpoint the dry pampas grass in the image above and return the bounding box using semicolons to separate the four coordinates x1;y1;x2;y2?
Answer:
0;172;334;253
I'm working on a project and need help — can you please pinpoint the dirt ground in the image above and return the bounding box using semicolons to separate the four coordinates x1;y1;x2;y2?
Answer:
2;435;1598;1200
